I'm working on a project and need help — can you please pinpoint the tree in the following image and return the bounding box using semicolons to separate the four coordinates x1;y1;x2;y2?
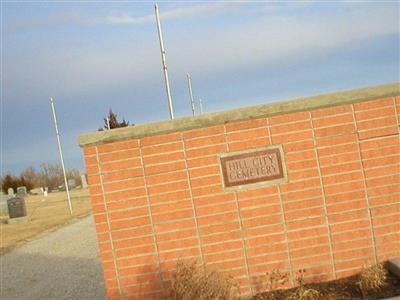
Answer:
1;174;19;193
99;109;131;131
19;175;34;191
21;166;41;188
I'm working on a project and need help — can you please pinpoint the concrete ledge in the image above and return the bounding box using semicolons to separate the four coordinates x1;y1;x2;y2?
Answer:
388;257;400;279
78;82;399;147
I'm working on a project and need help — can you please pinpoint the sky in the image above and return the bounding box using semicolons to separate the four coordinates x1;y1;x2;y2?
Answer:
1;1;399;175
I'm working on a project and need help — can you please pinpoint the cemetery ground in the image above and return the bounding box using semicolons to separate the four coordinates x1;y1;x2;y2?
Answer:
0;188;92;254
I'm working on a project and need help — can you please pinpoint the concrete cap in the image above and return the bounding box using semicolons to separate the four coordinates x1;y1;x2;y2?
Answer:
78;82;399;147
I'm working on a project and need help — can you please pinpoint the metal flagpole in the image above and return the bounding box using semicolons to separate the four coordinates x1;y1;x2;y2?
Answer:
155;3;174;120
199;98;204;115
187;74;195;116
49;97;73;215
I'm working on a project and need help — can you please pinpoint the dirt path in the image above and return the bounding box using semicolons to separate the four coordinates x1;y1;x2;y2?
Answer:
0;215;106;300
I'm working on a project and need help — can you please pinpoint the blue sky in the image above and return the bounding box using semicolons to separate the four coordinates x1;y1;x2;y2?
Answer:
2;1;399;175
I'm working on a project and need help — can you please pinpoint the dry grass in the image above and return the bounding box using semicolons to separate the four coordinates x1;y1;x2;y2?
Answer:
0;189;92;254
171;260;239;300
285;270;324;300
357;263;387;297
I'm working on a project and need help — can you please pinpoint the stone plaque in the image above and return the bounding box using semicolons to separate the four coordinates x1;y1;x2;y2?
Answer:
7;197;27;219
220;148;284;187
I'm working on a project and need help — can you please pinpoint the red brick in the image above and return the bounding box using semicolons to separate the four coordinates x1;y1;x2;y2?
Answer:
110;216;151;230
107;197;147;211
152;200;192;215
357;116;397;130
141;132;181;146
313;113;354;128
197;211;239;226
314;124;356;137
142;141;183;156
103;178;145;193
183;125;225;140
189;165;220;178
228;138;270;151
225;118;267;132
106;188;147;202
354;97;394;111
145;161;186;175
146;170;187;185
157;228;198;242
270;120;311;134
355;106;396;120
272;130;313;144
84;155;97;166
283;140;314;153
111;225;153;240
316;133;357;147
101;158;142;172
158;238;199;252
358;126;398;139
152;209;193;223
196;202;237;216
147;180;188;195
109;207;149;221
312;105;352;118
191;184;223;197
83;146;97;155
320;162;361;176
186;155;219;168
149;190;191;204
199;221;240;235
154;219;196;233
185;134;225;148
201;230;242;245
269;111;310;124
287;226;327;240
190;175;221;187
322;171;363;185
328;209;368;223
100;149;141;163
186;144;227;158
143;151;184;165
114;236;154;250
98;139;139;153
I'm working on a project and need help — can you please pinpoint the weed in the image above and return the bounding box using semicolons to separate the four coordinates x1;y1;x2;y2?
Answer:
285;269;324;300
357;263;387;297
265;269;289;291
171;260;239;300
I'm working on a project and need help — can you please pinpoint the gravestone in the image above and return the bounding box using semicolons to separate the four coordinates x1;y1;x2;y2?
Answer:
7;188;14;196
67;179;76;189
80;174;88;189
16;186;27;197
7;197;27;219
0;194;10;215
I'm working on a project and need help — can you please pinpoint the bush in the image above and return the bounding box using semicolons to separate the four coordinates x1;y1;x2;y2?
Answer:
357;263;387;297
171;260;239;300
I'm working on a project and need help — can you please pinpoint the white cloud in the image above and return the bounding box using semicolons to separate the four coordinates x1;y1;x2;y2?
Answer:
5;4;398;102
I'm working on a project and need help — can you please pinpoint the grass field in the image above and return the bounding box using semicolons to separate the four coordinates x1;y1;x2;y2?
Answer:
0;188;92;254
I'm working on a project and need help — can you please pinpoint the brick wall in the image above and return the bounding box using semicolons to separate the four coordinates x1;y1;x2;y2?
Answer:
80;87;399;299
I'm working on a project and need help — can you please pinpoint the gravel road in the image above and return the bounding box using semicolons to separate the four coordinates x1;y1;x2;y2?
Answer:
0;215;106;300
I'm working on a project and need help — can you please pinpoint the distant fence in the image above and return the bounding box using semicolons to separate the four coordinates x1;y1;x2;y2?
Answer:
79;83;399;299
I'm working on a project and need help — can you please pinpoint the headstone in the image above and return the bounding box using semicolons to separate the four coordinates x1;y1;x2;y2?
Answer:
80;174;88;189
7;197;27;219
67;179;76;189
16;186;27;197
7;188;14;196
30;187;43;195
0;194;10;215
